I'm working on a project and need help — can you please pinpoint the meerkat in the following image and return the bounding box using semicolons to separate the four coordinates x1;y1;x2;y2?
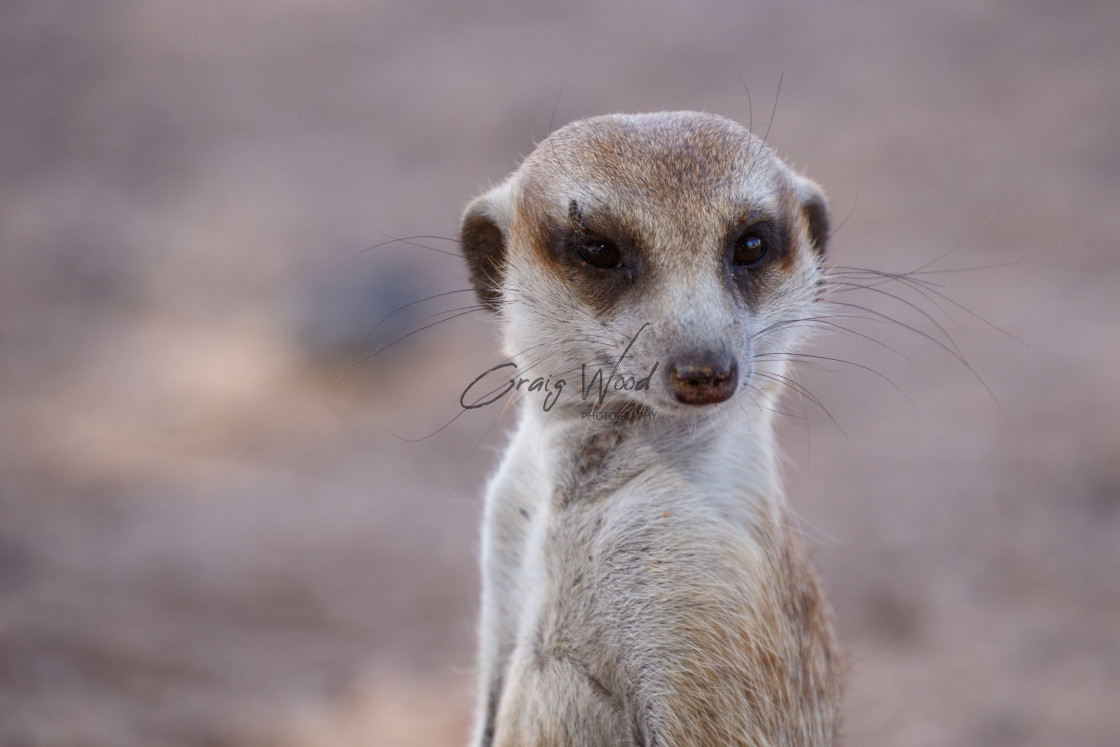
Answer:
459;111;842;746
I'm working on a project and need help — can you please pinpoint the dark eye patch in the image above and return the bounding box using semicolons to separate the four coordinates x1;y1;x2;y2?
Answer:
555;201;635;275
726;214;792;303
544;203;639;313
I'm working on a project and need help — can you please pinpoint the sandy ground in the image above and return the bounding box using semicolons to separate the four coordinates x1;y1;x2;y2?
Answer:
1;1;1118;745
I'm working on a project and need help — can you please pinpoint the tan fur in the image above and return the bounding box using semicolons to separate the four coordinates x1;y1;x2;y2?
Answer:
461;112;842;746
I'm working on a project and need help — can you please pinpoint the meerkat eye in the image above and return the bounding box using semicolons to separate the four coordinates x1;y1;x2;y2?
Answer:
733;233;768;267
578;238;623;270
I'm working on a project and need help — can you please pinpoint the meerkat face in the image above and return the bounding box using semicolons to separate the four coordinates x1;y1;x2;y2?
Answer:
461;111;829;417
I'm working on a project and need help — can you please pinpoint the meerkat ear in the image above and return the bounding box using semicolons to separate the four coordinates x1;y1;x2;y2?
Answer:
794;176;830;257
460;179;514;312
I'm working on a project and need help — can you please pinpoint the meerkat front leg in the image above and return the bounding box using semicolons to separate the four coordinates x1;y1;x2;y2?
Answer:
469;415;549;746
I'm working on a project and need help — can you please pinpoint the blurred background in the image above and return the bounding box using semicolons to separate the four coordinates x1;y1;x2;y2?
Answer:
2;1;1118;745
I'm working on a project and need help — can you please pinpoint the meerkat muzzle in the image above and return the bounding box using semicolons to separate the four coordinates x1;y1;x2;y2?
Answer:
667;350;739;405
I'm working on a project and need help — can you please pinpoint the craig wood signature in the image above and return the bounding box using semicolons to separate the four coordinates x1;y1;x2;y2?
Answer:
460;324;657;413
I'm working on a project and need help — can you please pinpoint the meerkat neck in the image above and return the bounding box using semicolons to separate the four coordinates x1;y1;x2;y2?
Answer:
514;397;785;516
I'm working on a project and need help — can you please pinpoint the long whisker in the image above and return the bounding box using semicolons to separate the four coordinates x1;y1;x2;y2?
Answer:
762;72;783;145
827;282;965;358
756;351;915;408
362;231;464;258
363;306;487;361
754;316;918;365
826;298;1006;418
753;370;855;449
831;266;1030;346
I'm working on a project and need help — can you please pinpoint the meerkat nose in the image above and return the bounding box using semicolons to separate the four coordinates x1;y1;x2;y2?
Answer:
668;350;739;405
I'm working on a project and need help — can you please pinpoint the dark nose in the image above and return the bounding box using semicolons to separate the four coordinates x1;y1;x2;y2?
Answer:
668;349;739;405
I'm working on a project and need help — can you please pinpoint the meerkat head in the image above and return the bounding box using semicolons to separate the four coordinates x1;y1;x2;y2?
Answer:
460;111;829;418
